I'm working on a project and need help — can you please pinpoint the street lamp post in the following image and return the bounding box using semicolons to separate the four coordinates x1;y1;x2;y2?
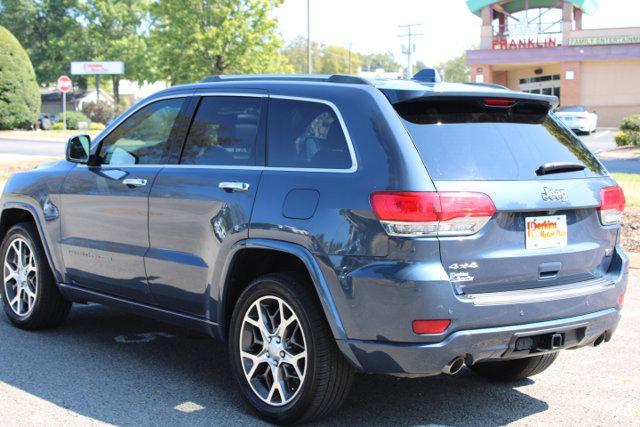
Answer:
307;0;312;74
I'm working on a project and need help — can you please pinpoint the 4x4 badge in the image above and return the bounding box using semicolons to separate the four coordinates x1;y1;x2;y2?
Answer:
541;187;568;202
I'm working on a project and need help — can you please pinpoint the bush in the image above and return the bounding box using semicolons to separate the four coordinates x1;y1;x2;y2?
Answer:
65;111;91;130
615;131;640;147
0;26;41;129
620;114;640;132
89;122;105;130
82;101;115;125
52;122;64;130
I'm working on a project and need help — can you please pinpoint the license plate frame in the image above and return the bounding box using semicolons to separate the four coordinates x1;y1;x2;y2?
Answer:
525;215;568;250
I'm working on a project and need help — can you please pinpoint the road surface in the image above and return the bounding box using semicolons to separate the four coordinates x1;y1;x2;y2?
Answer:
0;269;637;425
0;137;65;157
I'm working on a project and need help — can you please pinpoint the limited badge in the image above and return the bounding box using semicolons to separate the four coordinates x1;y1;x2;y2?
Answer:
449;271;474;282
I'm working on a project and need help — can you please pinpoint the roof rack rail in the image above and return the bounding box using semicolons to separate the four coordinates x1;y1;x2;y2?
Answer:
200;74;371;85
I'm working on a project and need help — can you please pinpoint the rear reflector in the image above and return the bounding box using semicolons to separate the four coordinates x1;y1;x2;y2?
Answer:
412;319;451;335
598;186;625;225
370;191;496;237
618;293;625;308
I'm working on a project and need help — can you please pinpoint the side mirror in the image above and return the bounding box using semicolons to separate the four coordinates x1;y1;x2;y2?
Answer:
66;135;91;164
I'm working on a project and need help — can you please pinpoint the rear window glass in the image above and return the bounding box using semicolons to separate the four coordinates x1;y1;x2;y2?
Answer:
395;98;604;181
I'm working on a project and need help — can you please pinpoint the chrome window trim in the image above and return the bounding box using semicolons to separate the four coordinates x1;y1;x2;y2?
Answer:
84;92;358;174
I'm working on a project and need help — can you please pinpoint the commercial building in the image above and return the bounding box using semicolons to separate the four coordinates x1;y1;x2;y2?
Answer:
466;0;640;126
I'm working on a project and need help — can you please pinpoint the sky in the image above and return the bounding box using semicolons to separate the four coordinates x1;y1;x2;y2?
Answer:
274;0;640;66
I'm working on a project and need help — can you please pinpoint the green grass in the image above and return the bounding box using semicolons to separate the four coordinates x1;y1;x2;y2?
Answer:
611;173;640;208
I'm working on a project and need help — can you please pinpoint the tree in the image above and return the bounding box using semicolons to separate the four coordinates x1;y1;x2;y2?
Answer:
318;45;360;74
282;38;361;75
413;60;427;75
282;36;322;74
148;0;292;84
361;52;400;72
81;0;152;104
0;0;89;86
0;26;40;129
436;53;470;83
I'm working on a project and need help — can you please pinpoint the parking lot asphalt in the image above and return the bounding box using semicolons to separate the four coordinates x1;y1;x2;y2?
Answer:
0;269;637;426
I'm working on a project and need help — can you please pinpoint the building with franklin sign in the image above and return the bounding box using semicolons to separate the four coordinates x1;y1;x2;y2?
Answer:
466;0;640;126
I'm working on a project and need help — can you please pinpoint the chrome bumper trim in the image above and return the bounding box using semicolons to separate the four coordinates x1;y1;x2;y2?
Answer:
461;277;614;306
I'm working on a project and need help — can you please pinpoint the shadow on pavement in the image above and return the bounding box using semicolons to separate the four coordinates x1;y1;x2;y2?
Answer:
0;304;548;426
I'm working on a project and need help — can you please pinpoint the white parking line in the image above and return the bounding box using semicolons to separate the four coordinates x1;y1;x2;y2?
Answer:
174;401;205;413
593;130;611;139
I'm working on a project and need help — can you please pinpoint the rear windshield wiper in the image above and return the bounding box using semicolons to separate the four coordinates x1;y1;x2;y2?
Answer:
535;162;586;176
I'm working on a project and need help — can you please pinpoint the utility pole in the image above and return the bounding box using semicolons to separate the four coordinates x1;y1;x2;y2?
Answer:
348;43;352;74
307;0;312;74
398;23;423;79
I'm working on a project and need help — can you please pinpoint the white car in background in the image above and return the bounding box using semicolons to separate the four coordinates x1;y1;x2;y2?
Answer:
554;105;598;135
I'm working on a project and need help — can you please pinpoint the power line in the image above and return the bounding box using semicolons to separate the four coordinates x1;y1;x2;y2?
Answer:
398;23;423;79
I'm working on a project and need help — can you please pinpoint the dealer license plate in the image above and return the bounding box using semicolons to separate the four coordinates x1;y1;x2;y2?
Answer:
525;215;568;250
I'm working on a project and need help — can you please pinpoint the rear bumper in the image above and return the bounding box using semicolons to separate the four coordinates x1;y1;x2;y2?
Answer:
338;308;620;375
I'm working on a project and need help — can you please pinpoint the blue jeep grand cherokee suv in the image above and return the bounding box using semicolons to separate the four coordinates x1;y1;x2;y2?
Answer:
0;74;627;423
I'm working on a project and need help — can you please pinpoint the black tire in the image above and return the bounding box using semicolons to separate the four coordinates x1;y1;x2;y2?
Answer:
228;272;353;424
470;352;559;382
0;222;71;329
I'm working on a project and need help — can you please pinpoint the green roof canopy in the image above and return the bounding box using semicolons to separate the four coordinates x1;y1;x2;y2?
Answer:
466;0;598;16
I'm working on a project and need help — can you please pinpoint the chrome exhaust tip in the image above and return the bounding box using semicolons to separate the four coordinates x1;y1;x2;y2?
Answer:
593;332;606;347
443;356;465;375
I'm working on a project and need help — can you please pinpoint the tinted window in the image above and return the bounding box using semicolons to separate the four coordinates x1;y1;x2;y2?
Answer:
268;98;351;169
181;97;262;166
99;98;184;165
395;98;604;181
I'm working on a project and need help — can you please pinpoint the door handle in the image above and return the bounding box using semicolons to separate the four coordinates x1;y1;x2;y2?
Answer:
122;178;147;187
218;182;250;192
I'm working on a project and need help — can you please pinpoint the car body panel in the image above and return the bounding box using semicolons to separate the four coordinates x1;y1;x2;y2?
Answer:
147;166;263;317
60;165;161;302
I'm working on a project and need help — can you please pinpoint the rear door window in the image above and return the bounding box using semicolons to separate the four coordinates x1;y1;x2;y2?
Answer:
394;97;604;181
180;96;262;166
267;98;352;170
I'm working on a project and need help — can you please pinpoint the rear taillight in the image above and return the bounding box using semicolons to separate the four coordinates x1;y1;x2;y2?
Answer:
598;186;625;225
370;191;496;237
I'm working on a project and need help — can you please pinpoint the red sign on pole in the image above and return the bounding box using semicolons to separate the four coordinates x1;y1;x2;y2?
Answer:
57;75;72;92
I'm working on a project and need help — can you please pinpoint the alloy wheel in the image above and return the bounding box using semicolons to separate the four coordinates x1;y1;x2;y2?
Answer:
3;238;37;317
239;295;307;406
